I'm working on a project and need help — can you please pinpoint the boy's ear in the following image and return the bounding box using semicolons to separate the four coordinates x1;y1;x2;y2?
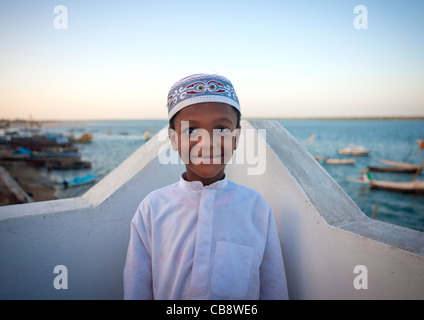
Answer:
233;127;241;150
168;128;178;151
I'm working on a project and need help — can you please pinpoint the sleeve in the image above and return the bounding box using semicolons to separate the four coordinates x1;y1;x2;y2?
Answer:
123;202;153;300
259;208;289;300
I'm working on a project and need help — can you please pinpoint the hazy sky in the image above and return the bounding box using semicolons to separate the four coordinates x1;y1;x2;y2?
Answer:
1;0;423;120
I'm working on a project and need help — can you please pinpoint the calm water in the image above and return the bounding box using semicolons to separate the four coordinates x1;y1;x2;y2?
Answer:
279;119;424;232
41;119;424;232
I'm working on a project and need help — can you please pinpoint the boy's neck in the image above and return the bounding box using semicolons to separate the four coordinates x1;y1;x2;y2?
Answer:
183;170;226;186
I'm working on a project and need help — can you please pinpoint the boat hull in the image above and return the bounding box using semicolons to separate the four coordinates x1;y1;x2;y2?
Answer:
368;166;418;173
370;180;424;194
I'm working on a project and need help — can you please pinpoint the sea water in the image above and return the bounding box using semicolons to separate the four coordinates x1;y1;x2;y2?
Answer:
41;119;424;232
279;119;424;232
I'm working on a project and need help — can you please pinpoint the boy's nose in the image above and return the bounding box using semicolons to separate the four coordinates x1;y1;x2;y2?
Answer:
196;130;222;149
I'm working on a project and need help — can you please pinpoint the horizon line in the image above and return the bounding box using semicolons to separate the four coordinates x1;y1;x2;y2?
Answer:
2;115;424;123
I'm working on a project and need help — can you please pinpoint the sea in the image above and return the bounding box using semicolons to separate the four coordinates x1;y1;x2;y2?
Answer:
40;119;424;233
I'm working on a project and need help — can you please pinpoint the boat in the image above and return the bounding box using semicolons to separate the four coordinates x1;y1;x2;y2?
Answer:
26;157;92;170
63;174;96;188
313;156;355;165
368;166;418;173
74;133;93;143
11;135;74;152
368;159;421;173
348;160;424;193
370;180;424;194
325;158;356;165
143;130;151;140
1;132;92;170
338;145;370;156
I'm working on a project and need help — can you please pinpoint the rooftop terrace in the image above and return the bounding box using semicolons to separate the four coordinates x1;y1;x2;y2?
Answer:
0;120;423;299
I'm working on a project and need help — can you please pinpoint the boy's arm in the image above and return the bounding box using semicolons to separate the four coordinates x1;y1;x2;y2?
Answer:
123;207;153;300
259;208;289;300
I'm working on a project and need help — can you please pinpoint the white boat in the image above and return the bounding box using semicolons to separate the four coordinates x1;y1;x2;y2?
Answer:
338;145;370;156
325;158;356;165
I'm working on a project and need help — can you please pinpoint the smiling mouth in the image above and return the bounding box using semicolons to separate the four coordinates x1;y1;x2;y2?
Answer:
192;154;222;160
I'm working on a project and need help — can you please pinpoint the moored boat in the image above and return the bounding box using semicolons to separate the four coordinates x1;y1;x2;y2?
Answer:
74;133;93;143
63;174;96;188
325;158;356;165
338;145;370;156
368;159;421;173
370;180;424;194
1;132;92;170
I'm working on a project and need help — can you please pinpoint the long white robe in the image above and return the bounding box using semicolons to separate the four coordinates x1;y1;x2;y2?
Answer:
123;174;288;300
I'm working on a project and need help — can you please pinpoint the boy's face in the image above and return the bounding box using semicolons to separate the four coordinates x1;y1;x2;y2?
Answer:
169;102;240;185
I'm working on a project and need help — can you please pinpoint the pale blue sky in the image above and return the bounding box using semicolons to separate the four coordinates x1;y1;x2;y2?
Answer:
1;0;423;120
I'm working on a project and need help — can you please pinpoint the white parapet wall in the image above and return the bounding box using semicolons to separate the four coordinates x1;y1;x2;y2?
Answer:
0;120;423;299
229;121;424;299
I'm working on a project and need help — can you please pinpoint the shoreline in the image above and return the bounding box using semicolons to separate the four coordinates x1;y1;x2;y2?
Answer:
248;116;424;121
2;116;424;128
0;160;58;206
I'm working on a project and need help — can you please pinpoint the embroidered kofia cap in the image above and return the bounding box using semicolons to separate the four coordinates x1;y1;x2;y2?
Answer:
167;73;241;120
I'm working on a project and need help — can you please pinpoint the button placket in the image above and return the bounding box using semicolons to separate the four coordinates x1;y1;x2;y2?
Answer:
188;188;215;299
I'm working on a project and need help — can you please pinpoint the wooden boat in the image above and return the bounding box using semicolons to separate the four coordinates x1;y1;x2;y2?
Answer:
349;160;424;193
346;178;424;194
368;166;418;173
63;174;96;188
313;156;355;165
370;180;424;194
325;158;356;165
26;157;92;170
11;135;74;152
74;133;93;143
368;159;421;173
2;132;92;170
338;145;370;156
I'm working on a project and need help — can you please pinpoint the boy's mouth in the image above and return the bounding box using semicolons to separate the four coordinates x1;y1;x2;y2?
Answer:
192;154;222;159
190;154;223;163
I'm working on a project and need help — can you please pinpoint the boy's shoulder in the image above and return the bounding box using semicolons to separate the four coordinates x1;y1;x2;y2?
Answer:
227;179;261;193
226;180;271;208
137;179;270;210
142;181;180;202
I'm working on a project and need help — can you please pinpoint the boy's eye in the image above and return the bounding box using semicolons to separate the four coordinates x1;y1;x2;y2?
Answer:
215;127;231;136
183;127;198;136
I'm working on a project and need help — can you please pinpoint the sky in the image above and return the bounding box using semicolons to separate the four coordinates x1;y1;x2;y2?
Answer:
0;0;423;120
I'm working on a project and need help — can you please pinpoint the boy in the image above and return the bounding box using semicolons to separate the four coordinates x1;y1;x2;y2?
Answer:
123;74;288;300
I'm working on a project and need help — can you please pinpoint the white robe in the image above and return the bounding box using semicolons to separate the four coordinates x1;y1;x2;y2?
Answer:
123;174;289;300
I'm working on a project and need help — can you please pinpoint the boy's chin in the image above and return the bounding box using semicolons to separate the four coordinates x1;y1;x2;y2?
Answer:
186;164;225;181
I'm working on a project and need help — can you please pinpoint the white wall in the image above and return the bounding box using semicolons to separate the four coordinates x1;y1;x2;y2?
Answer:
229;121;424;299
0;131;183;299
0;120;423;299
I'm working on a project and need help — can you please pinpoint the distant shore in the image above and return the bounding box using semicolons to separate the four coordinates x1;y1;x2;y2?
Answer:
2;116;424;128
248;116;424;121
